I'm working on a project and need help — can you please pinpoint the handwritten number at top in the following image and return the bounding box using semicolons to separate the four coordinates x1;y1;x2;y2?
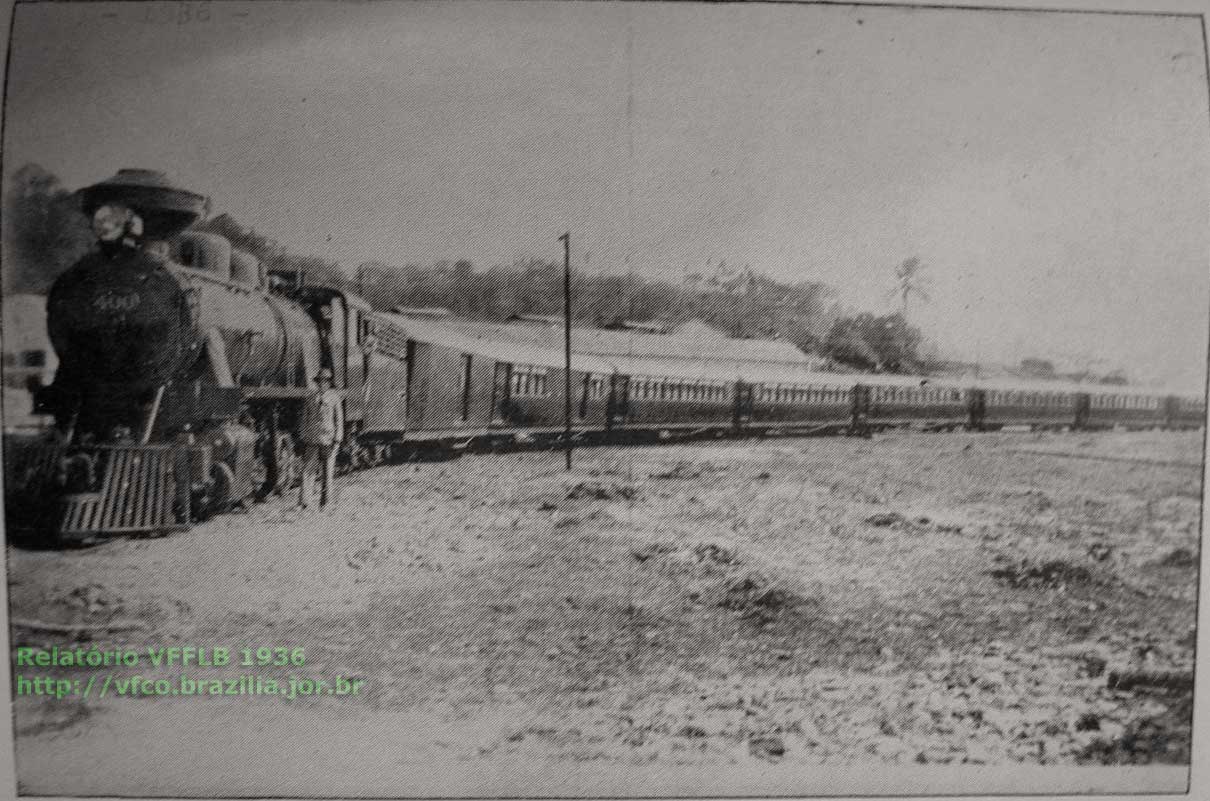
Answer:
140;3;213;25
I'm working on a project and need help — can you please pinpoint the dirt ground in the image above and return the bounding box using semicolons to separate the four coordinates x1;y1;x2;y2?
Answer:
5;429;1202;796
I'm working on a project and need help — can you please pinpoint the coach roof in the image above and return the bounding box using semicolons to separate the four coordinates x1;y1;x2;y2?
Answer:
372;312;616;374
379;312;816;367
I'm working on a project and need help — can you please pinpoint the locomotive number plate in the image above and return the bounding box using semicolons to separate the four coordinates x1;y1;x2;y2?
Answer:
93;291;142;313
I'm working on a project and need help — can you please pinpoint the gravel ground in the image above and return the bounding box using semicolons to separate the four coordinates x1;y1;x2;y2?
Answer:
6;429;1201;795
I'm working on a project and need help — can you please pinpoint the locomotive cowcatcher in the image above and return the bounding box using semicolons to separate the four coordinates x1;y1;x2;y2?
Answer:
12;169;374;543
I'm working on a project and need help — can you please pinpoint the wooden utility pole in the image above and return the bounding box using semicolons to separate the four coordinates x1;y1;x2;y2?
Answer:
559;232;572;470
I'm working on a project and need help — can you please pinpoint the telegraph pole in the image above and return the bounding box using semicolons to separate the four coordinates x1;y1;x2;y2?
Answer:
559;232;573;470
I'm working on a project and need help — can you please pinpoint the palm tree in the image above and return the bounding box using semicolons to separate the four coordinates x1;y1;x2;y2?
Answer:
887;256;930;317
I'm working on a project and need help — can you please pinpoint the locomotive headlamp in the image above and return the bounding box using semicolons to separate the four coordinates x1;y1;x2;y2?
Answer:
92;204;133;242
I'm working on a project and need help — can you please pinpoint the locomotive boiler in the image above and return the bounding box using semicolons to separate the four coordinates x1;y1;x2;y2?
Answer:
46;231;321;438
19;169;345;542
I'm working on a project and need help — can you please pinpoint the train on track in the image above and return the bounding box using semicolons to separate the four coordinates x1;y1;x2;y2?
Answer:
3;169;1206;544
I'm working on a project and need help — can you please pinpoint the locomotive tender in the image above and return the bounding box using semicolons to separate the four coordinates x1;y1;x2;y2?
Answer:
6;168;1206;543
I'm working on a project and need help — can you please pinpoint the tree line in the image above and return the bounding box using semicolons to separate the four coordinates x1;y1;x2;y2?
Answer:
3;162;931;373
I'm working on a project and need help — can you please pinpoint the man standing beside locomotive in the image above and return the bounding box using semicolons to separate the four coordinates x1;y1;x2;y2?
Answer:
299;367;343;509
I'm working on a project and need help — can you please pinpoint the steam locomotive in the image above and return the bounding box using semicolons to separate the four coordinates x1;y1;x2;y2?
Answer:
5;168;1205;544
12;169;380;542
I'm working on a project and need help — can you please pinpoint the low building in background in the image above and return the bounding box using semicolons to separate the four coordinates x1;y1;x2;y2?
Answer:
2;293;56;433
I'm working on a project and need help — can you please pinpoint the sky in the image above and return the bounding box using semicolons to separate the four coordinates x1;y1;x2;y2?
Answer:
3;0;1209;390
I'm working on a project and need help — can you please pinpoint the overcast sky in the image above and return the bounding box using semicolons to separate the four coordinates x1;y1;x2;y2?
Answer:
4;1;1208;390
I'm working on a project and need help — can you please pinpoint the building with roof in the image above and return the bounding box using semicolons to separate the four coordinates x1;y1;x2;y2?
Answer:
379;311;826;376
2;293;56;432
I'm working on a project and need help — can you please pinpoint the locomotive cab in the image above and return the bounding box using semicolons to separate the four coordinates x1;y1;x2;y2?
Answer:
292;287;373;394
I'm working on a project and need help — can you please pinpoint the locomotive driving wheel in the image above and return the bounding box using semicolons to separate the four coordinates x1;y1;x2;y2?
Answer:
193;462;237;521
255;431;300;498
271;432;300;494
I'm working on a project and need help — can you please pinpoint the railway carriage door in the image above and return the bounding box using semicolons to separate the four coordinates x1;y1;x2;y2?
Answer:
1073;392;1091;430
967;389;986;431
460;354;473;422
850;384;871;434
1163;395;1179;428
358;316;375;383
733;381;754;428
404;340;416;421
578;373;591;420
606;374;630;428
491;362;513;425
360;332;408;435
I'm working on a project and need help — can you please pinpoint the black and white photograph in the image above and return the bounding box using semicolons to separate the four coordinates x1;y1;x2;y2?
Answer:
0;0;1206;797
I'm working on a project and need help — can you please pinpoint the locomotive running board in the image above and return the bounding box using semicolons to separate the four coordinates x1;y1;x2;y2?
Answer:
55;445;190;543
